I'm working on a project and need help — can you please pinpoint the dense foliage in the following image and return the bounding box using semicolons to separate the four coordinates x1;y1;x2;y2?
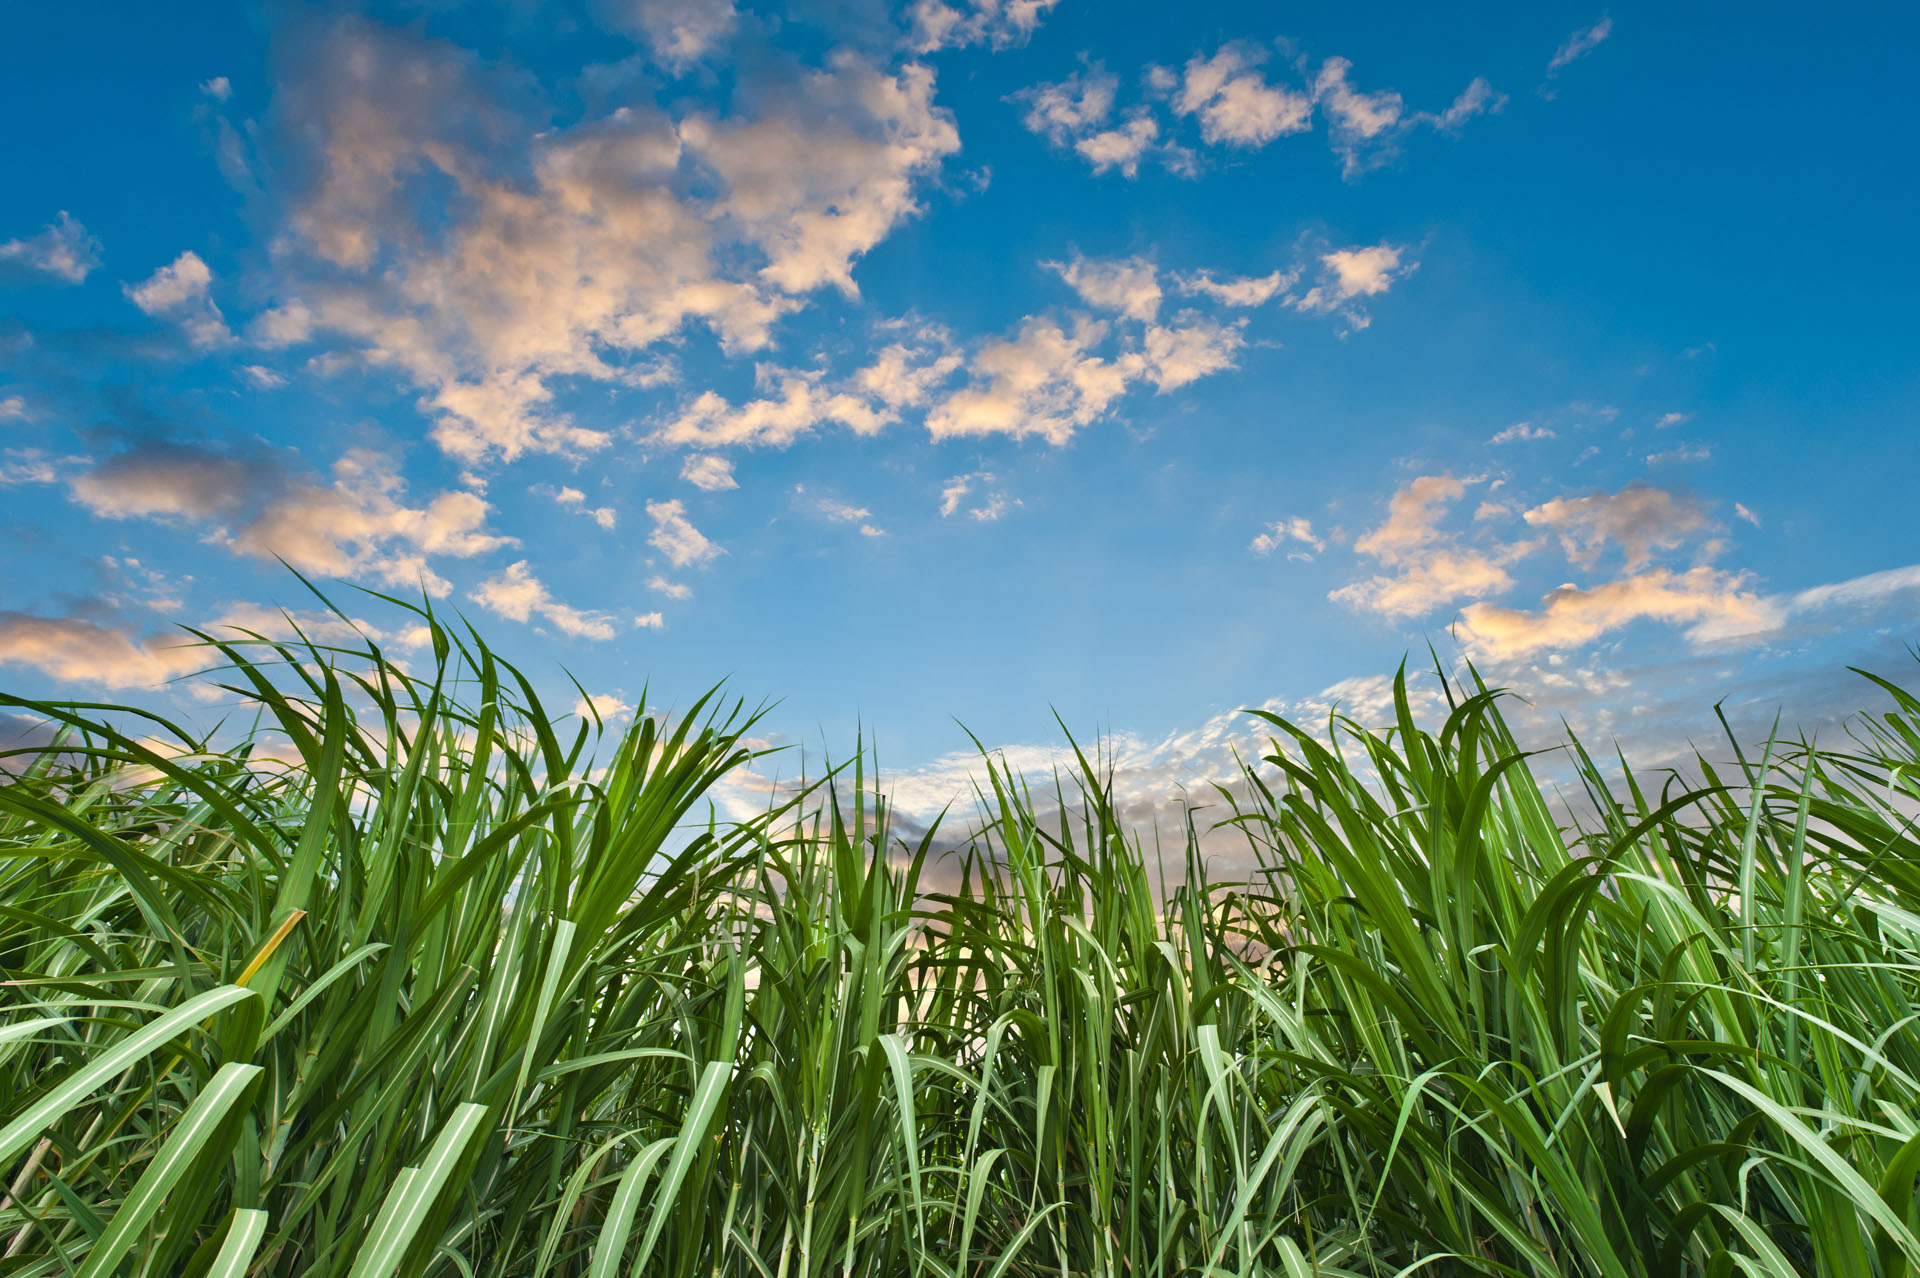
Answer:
4;604;1920;1276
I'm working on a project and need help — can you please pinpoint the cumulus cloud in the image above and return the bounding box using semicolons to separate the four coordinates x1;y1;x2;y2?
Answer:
925;315;1140;444
1048;254;1161;322
646;498;722;568
0;212;101;283
1012;66;1117;144
656;335;962;456
68;438;512;595
1522;483;1711;569
224;451;512;593
925;301;1243;444
575;692;634;721
262;18;960;465
1141;314;1245;390
69;438;284;522
1011;67;1163;177
1331;474;1539;619
1311;57;1403;173
605;0;737;69
125;251;232;348
470;561;627;640
679;53;960;297
660;369;891;449
1548;16;1613;75
679;453;738;491
1292;242;1416;330
647;574;693;599
853;339;963;410
1073;113;1162;177
908;0;1059;53
541;483;617;529
1250;517;1323;558
1171;45;1312;147
0;614;204;689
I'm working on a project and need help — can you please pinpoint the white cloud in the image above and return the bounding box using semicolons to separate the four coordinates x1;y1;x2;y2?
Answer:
1311;56;1403;175
853;339;963;409
1012;67;1162;177
1292;242;1416;330
1174;268;1294;307
939;472;1014;520
1791;561;1920;613
574;692;634;721
541;483;617;529
470;561;624;640
646;498;722;568
925;300;1242;444
1012;67;1117;144
1735;502;1760;527
1075;113;1160;177
0;395;28;422
660;370;890;449
909;0;1059;53
1141;314;1245;391
647;574;693;599
607;0;737;69
1522;484;1711;569
0;614;204;689
265;19;960;465
224;452;511;594
680;453;739;491
1251;517;1323;558
1331;474;1539;619
125;251;232;348
634;611;666;628
1654;411;1690;429
1646;442;1711;465
1048;254;1161;321
68;439;512;595
926;315;1141;444
811;494;873;524
1489;421;1554;444
1419;77;1506;132
1459;566;1778;659
0;212;100;283
0;449;64;487
200;76;232;101
1548;16;1613;74
240;365;287;389
679;53;960;297
1171;45;1312;148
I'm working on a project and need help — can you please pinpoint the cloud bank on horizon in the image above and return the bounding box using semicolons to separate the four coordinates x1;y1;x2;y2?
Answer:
2;0;1916;817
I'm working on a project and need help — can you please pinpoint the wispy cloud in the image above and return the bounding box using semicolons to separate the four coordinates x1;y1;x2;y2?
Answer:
0;211;100;283
646;498;722;568
1548;16;1613;76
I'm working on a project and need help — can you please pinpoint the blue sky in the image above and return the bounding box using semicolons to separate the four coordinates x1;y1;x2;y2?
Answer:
3;0;1917;815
